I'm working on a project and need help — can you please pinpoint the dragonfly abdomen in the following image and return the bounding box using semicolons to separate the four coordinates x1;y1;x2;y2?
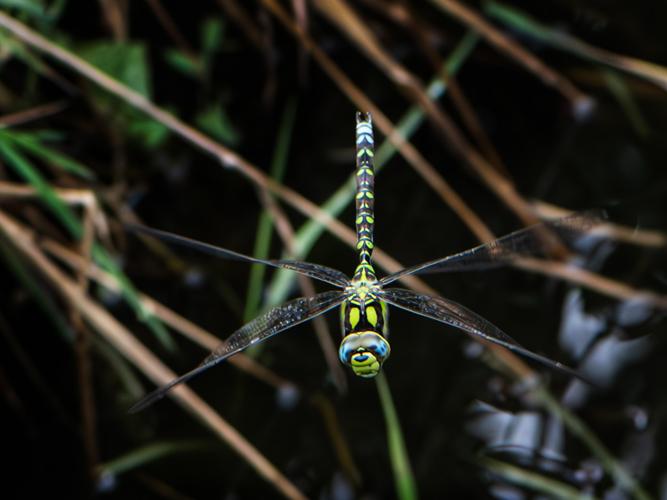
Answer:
354;112;377;282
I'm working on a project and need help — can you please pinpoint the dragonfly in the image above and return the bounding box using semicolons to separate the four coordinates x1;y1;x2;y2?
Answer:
129;112;601;412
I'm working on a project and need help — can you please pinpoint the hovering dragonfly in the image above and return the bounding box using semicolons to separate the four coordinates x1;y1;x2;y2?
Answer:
129;112;601;412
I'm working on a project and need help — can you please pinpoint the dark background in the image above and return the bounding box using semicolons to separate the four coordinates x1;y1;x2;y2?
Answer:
1;1;666;498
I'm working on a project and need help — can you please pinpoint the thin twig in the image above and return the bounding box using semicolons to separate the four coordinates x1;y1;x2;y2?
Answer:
428;0;589;106
0;100;69;127
70;196;99;486
0;10;436;293
40;236;294;390
258;186;348;392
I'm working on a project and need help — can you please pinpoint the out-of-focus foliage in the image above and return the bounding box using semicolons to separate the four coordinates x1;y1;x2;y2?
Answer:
0;1;666;499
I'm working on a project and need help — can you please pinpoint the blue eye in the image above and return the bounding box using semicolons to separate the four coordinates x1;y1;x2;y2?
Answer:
339;331;391;364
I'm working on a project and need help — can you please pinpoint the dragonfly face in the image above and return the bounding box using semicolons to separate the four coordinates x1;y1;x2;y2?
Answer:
339;280;390;378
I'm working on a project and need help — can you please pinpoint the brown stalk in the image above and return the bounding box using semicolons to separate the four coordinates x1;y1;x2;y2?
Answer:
516;256;667;309
446;77;511;178
145;0;197;58
428;0;588;106
218;0;264;49
1;12;664;391
0;100;68;127
358;0;511;178
0;180;292;388
99;0;128;41
311;393;361;486
532;201;667;249
70;197;99;486
261;0;667;306
262;0;494;244
359;0;444;71
40;236;294;390
0;209;306;500
311;0;539;229
548;29;667;93
257;187;348;393
0;11;436;292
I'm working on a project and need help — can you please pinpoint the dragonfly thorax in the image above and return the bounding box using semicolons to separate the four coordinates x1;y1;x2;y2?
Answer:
339;284;390;378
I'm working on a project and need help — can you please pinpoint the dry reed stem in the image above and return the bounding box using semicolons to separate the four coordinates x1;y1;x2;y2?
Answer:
262;0;494;244
259;1;667;308
258;186;348;392
311;0;541;230
533;201;667;248
70;196;99;485
0;181;291;387
146;0;196;58
40;236;293;390
1;11;664;394
516;256;667;309
0;209;306;500
429;0;588;105
543;27;667;93
0;10;435;292
217;0;264;49
0;100;69;127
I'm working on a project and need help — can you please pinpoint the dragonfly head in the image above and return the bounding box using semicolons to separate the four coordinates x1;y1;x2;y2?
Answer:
339;331;390;378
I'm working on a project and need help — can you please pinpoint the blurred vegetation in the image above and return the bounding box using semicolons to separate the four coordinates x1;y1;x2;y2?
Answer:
1;1;666;498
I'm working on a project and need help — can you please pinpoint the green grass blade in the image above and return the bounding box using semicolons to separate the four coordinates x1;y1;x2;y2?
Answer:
243;97;298;322
601;69;650;137
266;32;479;306
0;135;175;350
0;133;82;236
98;440;210;477
0;233;75;342
376;372;418;500
535;387;651;500
1;129;96;180
480;457;596;500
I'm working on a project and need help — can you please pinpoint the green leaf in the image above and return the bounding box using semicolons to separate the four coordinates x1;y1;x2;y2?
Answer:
164;48;202;79
77;41;152;97
195;100;240;146
0;0;49;20
126;115;170;149
201;17;224;55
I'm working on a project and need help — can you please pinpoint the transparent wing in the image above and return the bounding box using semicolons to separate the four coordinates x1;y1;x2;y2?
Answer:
129;290;346;412
128;224;351;288
380;288;592;384
380;211;605;286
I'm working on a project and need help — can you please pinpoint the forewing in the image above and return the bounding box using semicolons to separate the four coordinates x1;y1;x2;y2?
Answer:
128;224;350;288
380;288;591;383
129;290;346;412
380;211;606;286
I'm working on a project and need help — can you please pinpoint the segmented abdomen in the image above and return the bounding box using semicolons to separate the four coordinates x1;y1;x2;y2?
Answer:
354;112;376;281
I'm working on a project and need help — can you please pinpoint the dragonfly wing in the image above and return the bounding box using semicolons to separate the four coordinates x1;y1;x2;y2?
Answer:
380;211;606;286
128;224;350;288
380;288;592;384
129;290;346;412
